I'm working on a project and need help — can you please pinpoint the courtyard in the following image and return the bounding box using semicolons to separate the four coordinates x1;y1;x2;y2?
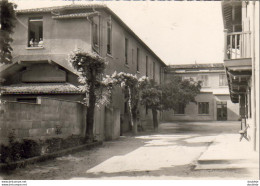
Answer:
0;121;258;180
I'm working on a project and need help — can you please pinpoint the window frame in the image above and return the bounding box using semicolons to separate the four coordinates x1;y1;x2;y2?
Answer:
136;48;140;72
198;102;209;115
153;61;155;80
17;97;38;104
146;56;148;77
219;74;228;86
28;17;43;48
107;19;112;55
92;22;98;47
125;38;128;65
198;74;209;87
175;103;185;115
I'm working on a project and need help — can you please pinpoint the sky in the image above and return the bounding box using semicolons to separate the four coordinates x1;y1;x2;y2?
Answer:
10;0;225;65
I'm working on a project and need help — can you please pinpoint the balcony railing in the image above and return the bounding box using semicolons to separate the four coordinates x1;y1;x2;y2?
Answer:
224;30;251;60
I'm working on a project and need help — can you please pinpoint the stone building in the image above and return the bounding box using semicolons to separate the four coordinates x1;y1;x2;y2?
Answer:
221;1;259;151
0;4;166;144
163;63;240;121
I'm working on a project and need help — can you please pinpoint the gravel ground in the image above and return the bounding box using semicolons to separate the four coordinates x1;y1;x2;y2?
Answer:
0;121;257;180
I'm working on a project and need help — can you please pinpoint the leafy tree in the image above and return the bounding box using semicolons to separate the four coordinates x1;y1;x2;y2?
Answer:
161;76;201;112
103;72;148;135
140;77;201;131
0;0;17;64
140;79;162;131
68;49;108;140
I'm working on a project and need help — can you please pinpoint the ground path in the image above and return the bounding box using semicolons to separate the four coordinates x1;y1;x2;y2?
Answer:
0;121;256;180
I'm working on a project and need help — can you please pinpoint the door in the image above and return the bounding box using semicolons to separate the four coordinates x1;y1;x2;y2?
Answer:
217;101;228;121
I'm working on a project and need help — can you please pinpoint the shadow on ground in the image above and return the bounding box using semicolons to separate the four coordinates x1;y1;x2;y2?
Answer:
0;121;246;180
75;164;251;179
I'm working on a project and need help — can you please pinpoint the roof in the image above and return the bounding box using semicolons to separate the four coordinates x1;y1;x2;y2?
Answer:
0;54;78;78
169;63;224;69
15;4;166;67
0;83;82;94
52;12;99;19
200;88;230;95
16;4;106;14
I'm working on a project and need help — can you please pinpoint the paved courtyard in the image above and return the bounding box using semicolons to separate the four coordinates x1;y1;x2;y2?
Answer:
0;121;258;180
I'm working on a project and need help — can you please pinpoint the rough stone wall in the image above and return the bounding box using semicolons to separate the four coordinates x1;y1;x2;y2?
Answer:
0;97;85;145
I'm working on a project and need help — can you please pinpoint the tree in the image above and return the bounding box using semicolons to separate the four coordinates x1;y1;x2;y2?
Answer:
103;72;148;135
140;79;162;131
68;49;108;140
161;76;201;112
0;0;17;64
140;77;201;131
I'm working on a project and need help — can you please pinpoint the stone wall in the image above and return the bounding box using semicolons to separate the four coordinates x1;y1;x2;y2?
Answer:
0;97;86;145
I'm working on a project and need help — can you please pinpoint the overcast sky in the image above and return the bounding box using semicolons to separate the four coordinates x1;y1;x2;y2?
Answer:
11;0;224;65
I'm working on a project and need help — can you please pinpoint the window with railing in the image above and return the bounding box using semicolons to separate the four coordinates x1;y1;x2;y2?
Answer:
225;31;251;60
28;18;43;47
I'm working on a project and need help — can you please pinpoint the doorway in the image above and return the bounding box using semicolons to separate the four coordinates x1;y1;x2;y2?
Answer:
217;101;227;121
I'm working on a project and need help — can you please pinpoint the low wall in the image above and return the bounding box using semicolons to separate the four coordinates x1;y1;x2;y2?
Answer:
0;97;86;145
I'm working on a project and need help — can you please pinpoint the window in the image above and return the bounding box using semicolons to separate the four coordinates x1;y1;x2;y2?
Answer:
182;76;196;81
219;74;228;86
153;61;155;80
28;17;43;47
125;38;128;64
92;22;98;46
107;20;112;54
160;67;163;84
198;74;209;87
175;103;185;114
146;56;148;77
198;102;209;114
136;48;140;72
17;98;37;103
132;49;134;65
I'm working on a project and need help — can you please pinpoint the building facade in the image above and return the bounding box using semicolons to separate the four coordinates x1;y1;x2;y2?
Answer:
163;63;240;121
0;4;166;143
221;1;259;151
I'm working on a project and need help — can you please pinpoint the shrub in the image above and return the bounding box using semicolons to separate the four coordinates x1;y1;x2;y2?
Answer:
0;144;11;163
21;139;41;158
45;138;62;153
9;141;23;162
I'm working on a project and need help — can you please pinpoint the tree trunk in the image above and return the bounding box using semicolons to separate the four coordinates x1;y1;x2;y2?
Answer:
132;109;138;135
152;109;158;131
127;87;138;135
86;76;96;141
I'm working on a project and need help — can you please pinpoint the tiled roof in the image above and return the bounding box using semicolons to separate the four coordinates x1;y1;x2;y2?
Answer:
168;63;224;69
16;4;106;14
1;83;83;94
52;12;98;19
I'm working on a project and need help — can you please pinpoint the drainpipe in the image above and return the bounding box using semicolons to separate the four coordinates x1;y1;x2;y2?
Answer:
252;1;256;151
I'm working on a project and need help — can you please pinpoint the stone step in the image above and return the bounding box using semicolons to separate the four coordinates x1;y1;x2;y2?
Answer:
195;158;259;170
195;162;258;170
